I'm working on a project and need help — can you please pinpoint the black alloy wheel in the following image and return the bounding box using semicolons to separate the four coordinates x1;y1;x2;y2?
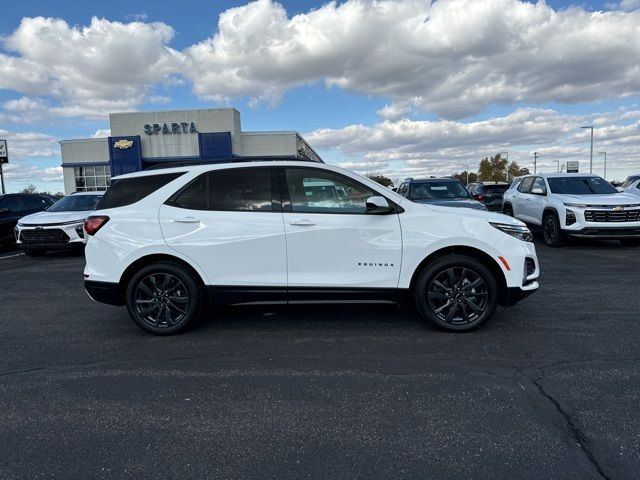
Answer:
415;255;498;332
542;214;562;247
503;204;513;216
126;262;202;334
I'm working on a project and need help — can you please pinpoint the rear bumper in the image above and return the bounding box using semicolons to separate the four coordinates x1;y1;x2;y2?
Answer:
84;280;123;306
502;282;539;307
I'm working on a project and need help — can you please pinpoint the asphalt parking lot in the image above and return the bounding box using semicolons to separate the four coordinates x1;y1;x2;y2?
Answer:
0;240;639;479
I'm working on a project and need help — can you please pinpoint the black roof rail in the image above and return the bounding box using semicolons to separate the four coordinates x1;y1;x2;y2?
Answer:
143;155;323;171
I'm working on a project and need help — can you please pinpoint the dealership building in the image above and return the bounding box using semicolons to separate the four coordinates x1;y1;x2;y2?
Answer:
59;108;322;194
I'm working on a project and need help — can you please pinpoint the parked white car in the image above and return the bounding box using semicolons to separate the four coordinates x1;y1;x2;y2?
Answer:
502;173;640;247
16;192;103;256
83;160;539;334
620;175;640;196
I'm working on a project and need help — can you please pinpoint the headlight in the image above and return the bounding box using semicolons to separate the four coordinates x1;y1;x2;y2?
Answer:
563;202;588;208
490;222;533;242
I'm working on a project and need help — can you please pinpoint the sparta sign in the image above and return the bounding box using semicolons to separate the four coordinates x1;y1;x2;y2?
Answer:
144;122;198;135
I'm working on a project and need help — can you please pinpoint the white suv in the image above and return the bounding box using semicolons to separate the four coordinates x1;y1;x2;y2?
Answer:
502;173;640;247
83;160;539;334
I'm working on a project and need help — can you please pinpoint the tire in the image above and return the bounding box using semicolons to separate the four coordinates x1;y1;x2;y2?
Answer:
502;204;513;216
620;239;640;247
542;213;563;247
414;254;498;332
23;249;46;257
125;262;203;335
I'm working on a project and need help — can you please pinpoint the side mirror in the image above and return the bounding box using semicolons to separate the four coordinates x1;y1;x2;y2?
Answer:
391;187;397;192
366;195;394;214
531;187;545;195
0;207;10;215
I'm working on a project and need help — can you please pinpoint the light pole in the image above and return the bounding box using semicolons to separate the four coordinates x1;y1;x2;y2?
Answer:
581;125;594;173
533;152;538;174
499;151;509;181
598;151;607;180
466;163;469;185
556;159;560;173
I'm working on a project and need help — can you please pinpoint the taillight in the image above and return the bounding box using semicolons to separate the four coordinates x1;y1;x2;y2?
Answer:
475;194;485;201
84;216;109;236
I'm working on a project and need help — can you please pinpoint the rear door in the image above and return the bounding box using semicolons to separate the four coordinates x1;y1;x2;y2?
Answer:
159;167;288;291
524;177;548;225
281;166;402;291
512;177;534;222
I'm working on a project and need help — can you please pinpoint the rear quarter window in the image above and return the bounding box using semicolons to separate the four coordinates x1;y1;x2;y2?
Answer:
97;172;185;210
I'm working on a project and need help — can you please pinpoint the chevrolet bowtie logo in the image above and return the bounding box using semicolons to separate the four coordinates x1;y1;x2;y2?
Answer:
113;139;134;149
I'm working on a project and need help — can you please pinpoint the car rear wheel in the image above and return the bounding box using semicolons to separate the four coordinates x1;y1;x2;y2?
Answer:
414;255;498;332
125;262;202;335
542;213;563;247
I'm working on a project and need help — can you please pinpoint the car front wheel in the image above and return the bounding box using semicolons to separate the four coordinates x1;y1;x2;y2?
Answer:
125;262;202;335
502;204;513;216
414;255;498;332
542;213;563;247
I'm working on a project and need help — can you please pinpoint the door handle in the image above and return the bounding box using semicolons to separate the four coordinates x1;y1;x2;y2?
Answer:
290;219;316;226
173;217;200;224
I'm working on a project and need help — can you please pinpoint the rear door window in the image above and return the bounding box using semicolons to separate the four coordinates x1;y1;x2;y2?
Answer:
98;172;185;209
0;196;26;212
167;167;274;212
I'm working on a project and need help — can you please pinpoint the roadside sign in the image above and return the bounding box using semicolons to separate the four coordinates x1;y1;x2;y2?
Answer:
0;140;7;164
566;161;579;173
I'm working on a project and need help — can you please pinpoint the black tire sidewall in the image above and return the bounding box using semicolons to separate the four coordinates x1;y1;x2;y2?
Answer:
414;254;498;332
543;213;562;247
125;262;202;335
503;204;513;216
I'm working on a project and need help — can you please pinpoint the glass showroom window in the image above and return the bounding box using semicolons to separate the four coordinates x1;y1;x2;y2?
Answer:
74;166;111;192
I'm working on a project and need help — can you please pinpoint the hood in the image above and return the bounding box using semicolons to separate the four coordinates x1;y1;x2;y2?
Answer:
555;192;640;206
18;210;92;226
411;198;486;210
423;203;526;226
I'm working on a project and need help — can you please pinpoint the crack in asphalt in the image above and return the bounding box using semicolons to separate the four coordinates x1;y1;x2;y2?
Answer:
522;369;611;480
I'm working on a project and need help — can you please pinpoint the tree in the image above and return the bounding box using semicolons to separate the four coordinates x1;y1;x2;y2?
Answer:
452;171;478;185
478;154;507;182
20;184;38;194
367;174;394;188
508;161;529;180
478;155;530;182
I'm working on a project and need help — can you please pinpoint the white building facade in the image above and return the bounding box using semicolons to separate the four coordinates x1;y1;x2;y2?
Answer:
60;108;321;194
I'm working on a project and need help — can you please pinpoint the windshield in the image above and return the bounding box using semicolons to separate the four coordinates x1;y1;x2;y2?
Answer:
48;195;103;212
547;176;617;195
410;181;469;200
621;177;640;188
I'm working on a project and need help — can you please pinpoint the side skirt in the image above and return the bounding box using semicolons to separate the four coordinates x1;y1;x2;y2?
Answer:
207;286;410;306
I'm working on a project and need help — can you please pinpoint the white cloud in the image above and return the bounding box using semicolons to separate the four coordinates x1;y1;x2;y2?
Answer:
0;16;182;118
1;2;640;121
91;129;111;138
183;0;640;118
0;129;59;160
306;108;640;180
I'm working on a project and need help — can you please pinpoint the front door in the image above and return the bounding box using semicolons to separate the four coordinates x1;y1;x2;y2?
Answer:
280;167;402;291
159;167;287;290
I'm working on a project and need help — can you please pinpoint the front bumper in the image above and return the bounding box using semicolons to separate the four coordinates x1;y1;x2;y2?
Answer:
16;221;86;250
566;227;640;239
503;282;539;307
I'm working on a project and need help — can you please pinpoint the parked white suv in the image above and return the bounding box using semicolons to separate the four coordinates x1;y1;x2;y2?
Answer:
16;191;103;256
83;160;539;334
502;173;640;247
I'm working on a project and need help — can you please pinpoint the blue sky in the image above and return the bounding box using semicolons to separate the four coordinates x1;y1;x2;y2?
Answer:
1;0;639;192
